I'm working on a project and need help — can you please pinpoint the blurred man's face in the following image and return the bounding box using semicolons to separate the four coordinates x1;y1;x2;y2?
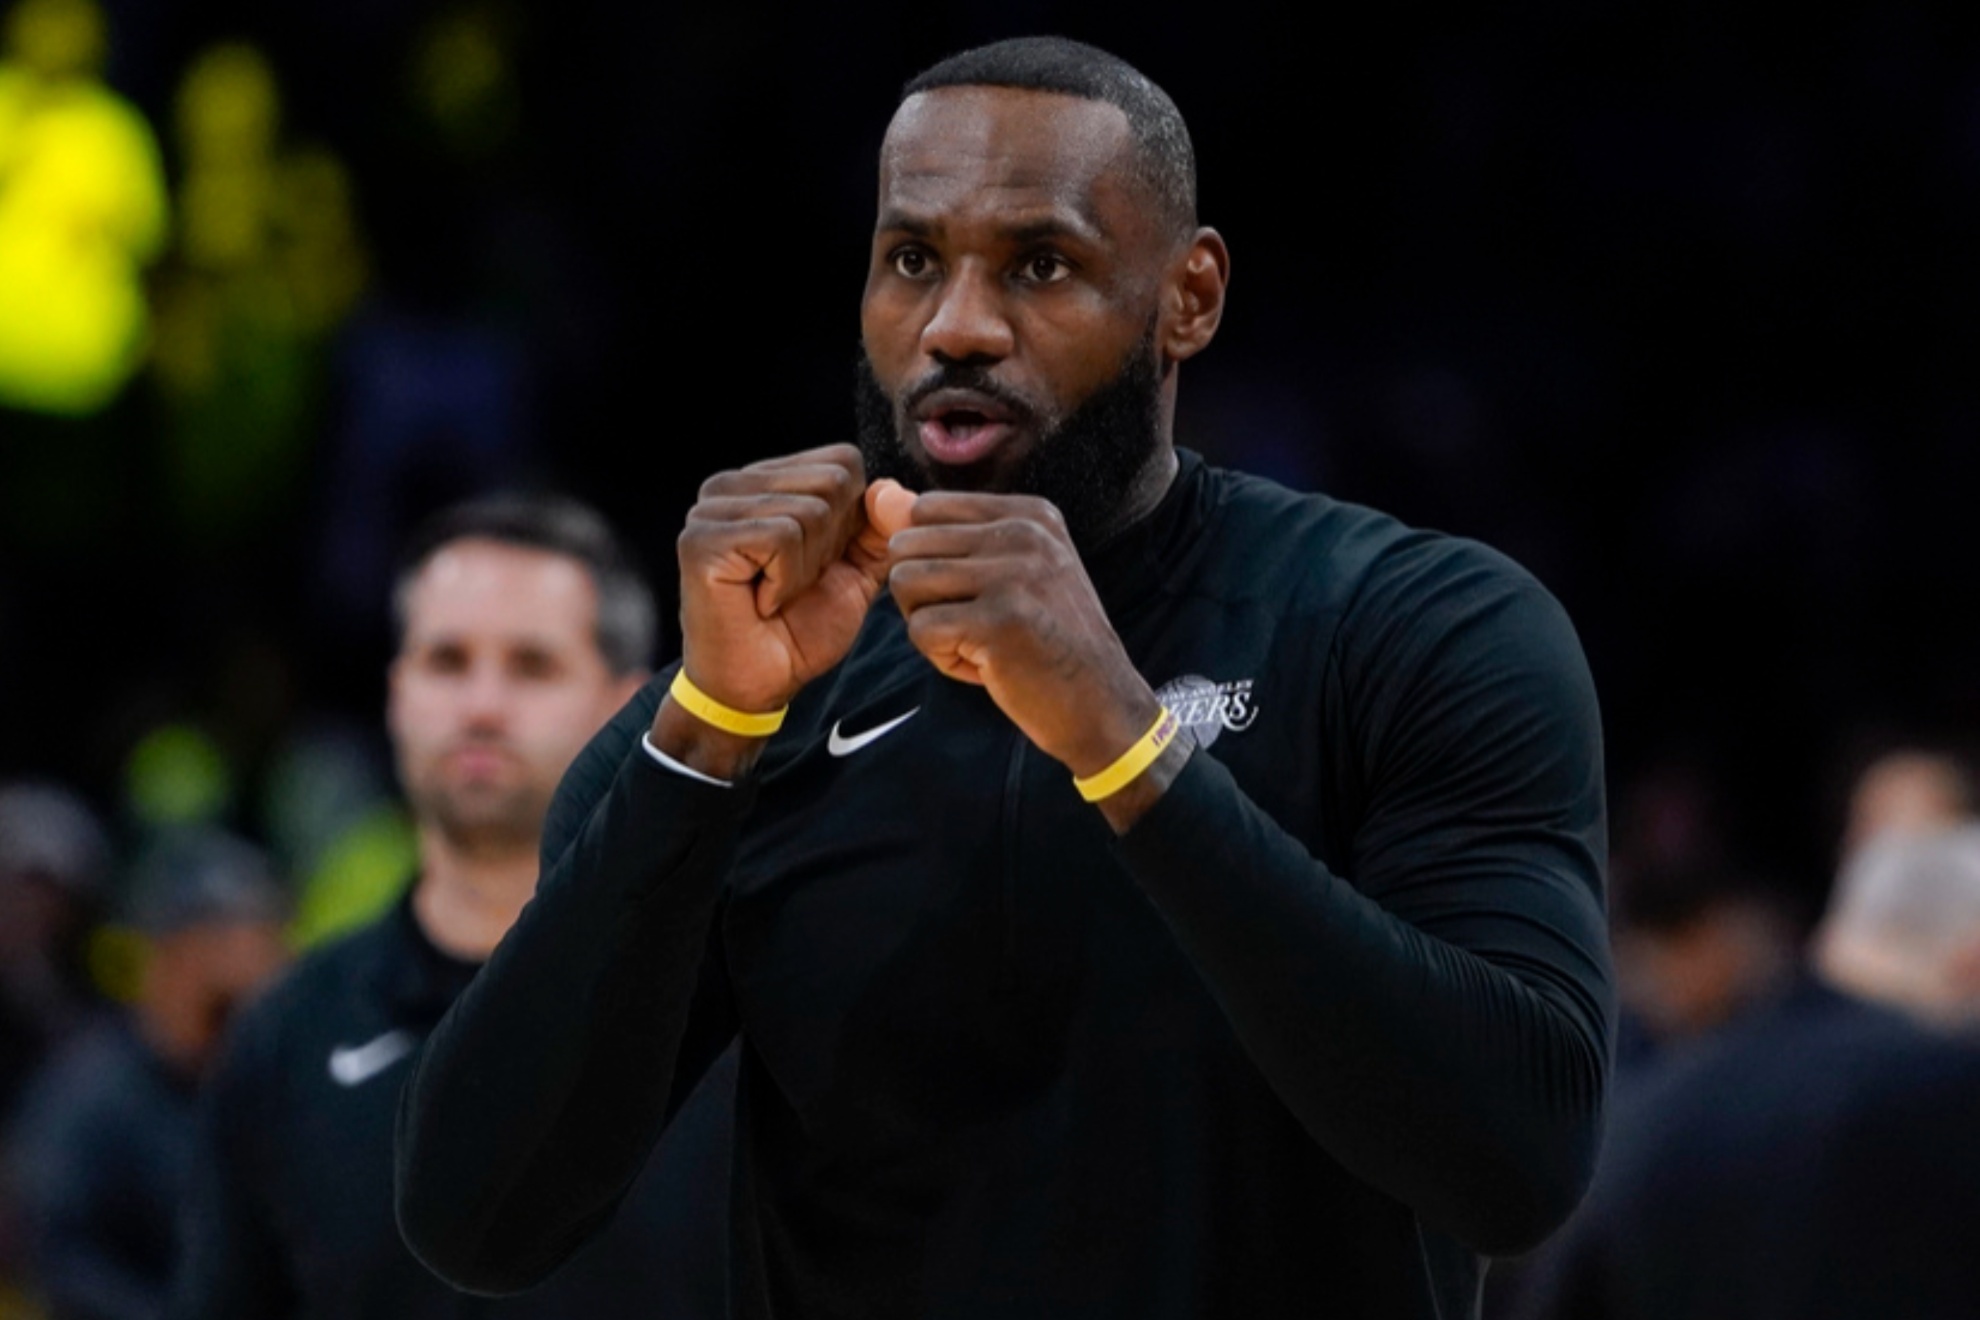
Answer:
143;918;289;1076
388;539;636;855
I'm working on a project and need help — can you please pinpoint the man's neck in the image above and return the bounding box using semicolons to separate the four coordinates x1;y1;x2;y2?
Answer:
410;835;539;962
1103;443;1180;544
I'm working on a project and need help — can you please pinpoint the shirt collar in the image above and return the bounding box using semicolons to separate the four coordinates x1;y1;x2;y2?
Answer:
1080;447;1210;618
373;886;483;1022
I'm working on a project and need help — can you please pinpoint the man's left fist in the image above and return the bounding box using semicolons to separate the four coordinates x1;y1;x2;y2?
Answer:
881;489;1163;781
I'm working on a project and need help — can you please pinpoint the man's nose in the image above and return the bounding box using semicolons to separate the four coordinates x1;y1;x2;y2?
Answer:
920;263;1013;365
457;664;514;728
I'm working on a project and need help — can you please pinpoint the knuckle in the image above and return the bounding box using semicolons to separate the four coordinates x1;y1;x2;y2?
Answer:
785;492;833;526
978;594;1017;632
910;491;955;523
1006;517;1051;553
830;444;867;483
761;516;803;552
820;463;857;504
698;469;743;500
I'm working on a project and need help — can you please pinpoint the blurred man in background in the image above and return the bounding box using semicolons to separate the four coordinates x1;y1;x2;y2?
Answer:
0;784;110;1126
1511;792;1980;1320
9;828;289;1320
1817;821;1980;1026
1607;860;1805;1051
1;782;114;1305
1836;746;1973;866
170;493;734;1319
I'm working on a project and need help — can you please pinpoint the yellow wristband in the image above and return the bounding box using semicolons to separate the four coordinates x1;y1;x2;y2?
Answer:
1073;708;1182;803
669;670;788;738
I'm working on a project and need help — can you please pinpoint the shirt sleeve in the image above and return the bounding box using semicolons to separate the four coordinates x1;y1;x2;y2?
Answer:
167;1012;300;1320
1115;541;1613;1255
393;675;749;1295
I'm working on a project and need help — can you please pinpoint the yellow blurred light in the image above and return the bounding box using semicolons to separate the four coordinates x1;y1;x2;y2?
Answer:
175;41;278;165
3;0;105;78
179;163;269;268
0;58;168;414
412;4;518;155
272;148;367;331
419;12;505;121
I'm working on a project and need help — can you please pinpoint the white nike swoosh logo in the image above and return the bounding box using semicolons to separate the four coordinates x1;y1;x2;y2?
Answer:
827;707;921;757
328;1030;416;1087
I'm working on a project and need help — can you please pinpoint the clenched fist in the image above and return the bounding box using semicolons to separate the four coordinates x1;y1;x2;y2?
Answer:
882;491;1170;820
654;446;915;777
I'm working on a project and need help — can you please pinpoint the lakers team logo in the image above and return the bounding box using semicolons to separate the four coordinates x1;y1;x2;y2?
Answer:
1154;675;1259;748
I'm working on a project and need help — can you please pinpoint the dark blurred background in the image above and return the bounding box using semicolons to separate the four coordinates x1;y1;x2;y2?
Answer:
5;0;1980;915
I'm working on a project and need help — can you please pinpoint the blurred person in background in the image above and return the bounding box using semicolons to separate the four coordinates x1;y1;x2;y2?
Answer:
0;784;111;1124
1480;770;1805;1316
1510;801;1980;1320
1816;822;1980;1026
8;829;288;1320
1836;746;1973;864
1607;861;1805;1050
170;494;734;1319
1594;765;1809;1072
0;784;113;1304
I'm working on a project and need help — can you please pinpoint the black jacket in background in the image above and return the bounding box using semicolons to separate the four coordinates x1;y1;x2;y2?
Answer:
12;1019;195;1320
171;894;733;1319
398;451;1615;1319
1512;976;1980;1320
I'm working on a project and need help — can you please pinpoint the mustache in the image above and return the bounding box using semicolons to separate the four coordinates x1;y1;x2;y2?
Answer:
443;732;517;754
899;362;1043;429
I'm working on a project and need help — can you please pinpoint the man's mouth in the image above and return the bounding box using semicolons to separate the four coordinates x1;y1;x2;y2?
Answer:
912;389;1022;467
446;744;516;779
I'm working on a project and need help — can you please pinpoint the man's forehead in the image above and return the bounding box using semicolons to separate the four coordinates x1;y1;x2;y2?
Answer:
402;539;597;638
879;86;1137;218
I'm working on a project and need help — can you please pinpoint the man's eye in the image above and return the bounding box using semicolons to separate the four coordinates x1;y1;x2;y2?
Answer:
890;247;933;278
1019;253;1071;285
510;650;557;680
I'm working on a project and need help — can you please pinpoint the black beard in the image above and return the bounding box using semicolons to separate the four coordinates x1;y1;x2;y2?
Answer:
853;324;1165;547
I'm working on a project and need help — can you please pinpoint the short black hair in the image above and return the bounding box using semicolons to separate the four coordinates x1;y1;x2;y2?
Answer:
902;36;1197;238
392;492;656;675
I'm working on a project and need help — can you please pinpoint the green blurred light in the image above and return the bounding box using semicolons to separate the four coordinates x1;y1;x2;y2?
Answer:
124;723;233;828
289;804;417;949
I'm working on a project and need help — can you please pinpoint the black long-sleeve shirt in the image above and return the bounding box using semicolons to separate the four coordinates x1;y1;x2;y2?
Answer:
397;451;1614;1319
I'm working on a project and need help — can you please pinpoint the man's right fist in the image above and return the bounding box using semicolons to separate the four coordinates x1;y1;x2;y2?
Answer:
656;447;919;777
674;445;900;718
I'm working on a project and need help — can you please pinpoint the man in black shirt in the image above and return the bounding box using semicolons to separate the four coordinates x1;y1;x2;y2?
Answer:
171;495;733;1319
1510;827;1980;1320
397;38;1613;1319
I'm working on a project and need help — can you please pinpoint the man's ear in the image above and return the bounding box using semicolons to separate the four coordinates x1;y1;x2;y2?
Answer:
1162;227;1230;364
